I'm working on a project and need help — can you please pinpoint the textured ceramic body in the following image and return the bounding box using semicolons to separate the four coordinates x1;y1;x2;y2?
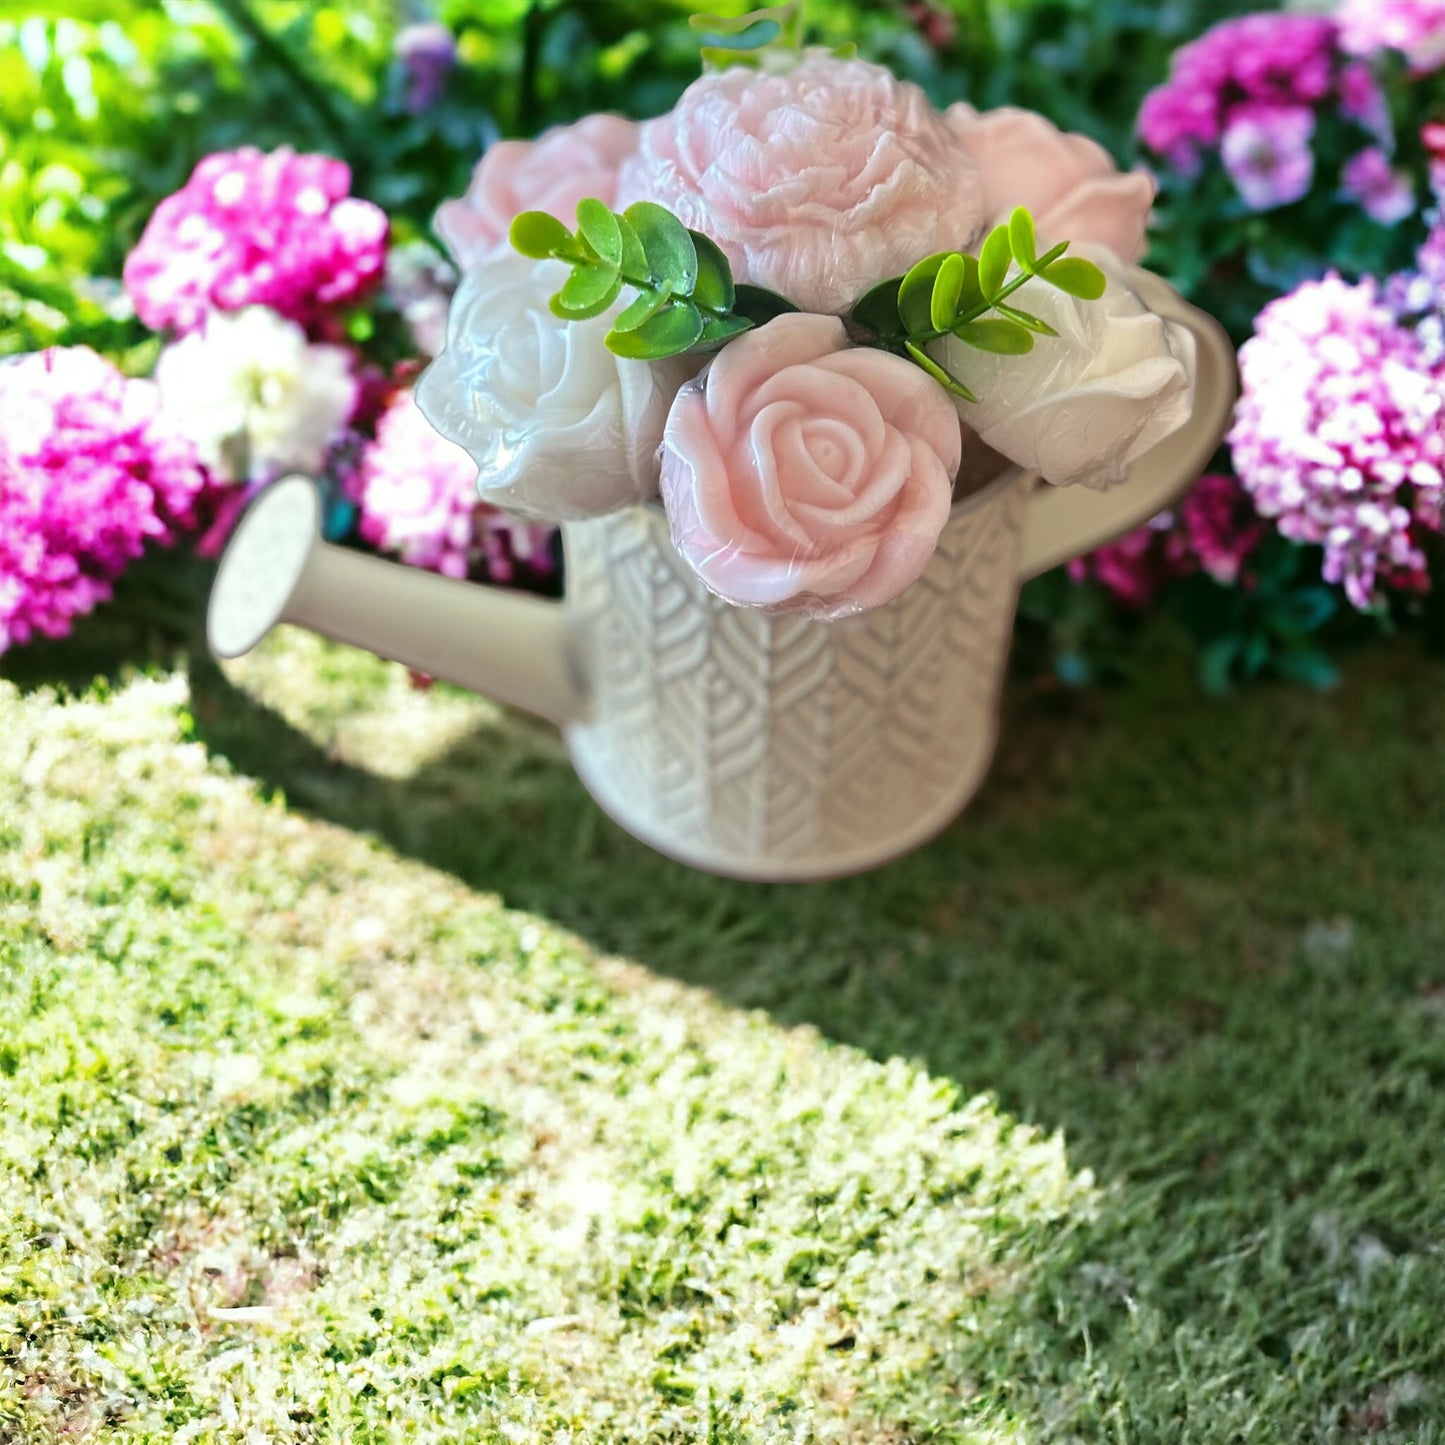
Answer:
561;477;1028;879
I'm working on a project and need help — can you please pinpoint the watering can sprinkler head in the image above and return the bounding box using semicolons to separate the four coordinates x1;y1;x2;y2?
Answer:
206;475;584;724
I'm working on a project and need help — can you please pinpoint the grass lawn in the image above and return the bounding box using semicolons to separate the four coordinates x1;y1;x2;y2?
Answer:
2;587;1443;1443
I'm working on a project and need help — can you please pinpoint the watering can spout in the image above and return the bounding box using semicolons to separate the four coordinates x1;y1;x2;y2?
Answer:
206;476;584;724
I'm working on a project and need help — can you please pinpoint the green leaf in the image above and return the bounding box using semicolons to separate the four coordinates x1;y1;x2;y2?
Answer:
898;253;948;335
689;231;735;313
510;210;571;259
1035;240;1070;271
733;284;799;326
624;201;698;292
576;198;622;266
930;252;965;332
606;300;705;358
978;223;1013;301
1275;587;1339;634
1008;207;1037;270
616;214;648;278
952;317;1034;354
850;277;904;338
552;264;622;320
995;303;1058;337
1197;635;1242;697
611;281;674;333
696;313;753;348
1273;646;1340;689
953;253;985;315
905;341;979;403
1242;634;1271;678
1042;256;1107;299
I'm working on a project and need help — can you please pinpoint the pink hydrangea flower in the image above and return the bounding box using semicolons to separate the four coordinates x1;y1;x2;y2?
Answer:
1425;122;1445;197
1181;473;1268;585
1230;275;1444;609
1220;104;1316;211
1336;0;1445;76
1067;513;1187;609
124;147;388;335
0;348;207;653
1342;147;1416;225
351;388;555;582
943;105;1155;263
1137;13;1338;171
660;313;960;618
1068;474;1265;607
435;114;640;271
621;51;983;315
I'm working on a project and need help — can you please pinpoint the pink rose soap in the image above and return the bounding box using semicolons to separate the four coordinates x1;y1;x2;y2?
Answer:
945;105;1154;262
660;314;960;618
621;53;984;315
436;113;640;271
422;48;1191;623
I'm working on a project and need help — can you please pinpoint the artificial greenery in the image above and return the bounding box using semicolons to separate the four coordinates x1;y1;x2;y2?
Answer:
851;206;1106;400
510;198;795;358
513;200;1104;400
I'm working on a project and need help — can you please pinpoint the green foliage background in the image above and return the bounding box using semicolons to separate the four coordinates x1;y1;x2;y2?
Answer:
6;0;1439;691
2;0;1266;359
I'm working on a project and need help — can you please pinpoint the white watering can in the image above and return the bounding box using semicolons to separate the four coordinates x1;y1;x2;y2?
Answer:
207;269;1235;881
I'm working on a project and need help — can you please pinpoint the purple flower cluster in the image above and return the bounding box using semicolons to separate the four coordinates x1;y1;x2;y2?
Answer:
1342;147;1416;226
395;22;457;114
1230;275;1443;609
1135;10;1420;218
351;390;554;585
123;147;389;334
1137;13;1340;176
1069;474;1265;609
1386;165;1445;363
0;349;207;653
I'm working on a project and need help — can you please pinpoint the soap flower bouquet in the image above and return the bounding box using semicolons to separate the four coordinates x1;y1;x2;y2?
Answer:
418;8;1200;622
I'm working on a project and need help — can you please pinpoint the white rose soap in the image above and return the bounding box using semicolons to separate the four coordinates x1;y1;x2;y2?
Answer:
415;253;699;520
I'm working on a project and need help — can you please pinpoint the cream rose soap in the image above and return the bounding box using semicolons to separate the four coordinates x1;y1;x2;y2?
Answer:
418;45;1194;621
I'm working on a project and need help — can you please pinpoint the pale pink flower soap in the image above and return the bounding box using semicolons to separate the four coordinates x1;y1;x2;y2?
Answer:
660;313;960;618
422;48;1192;621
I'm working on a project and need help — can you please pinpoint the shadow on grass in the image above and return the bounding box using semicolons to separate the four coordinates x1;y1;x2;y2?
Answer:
181;627;1445;1431
177;628;1444;1151
13;594;1445;1433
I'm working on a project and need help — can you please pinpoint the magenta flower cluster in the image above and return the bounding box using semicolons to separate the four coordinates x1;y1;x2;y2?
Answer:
1136;13;1340;175
0;349;206;653
351;390;554;585
1230;274;1443;609
1135;10;1414;216
123;147;389;334
1068;474;1266;609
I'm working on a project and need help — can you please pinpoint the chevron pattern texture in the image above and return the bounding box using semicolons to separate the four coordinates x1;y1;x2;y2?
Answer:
562;472;1031;878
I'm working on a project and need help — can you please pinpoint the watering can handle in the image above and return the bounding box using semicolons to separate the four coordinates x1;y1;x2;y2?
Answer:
1015;267;1238;582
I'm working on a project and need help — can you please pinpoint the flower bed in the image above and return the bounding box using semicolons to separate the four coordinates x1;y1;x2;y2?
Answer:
2;0;1441;689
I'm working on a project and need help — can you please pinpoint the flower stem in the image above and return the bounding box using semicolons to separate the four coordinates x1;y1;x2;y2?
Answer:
907;268;1046;346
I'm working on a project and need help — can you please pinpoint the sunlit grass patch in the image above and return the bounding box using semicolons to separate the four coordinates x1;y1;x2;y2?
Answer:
1;670;1088;1443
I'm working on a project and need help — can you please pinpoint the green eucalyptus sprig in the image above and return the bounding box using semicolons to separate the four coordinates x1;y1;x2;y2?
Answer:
850;207;1107;402
510;199;796;361
511;200;1105;399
